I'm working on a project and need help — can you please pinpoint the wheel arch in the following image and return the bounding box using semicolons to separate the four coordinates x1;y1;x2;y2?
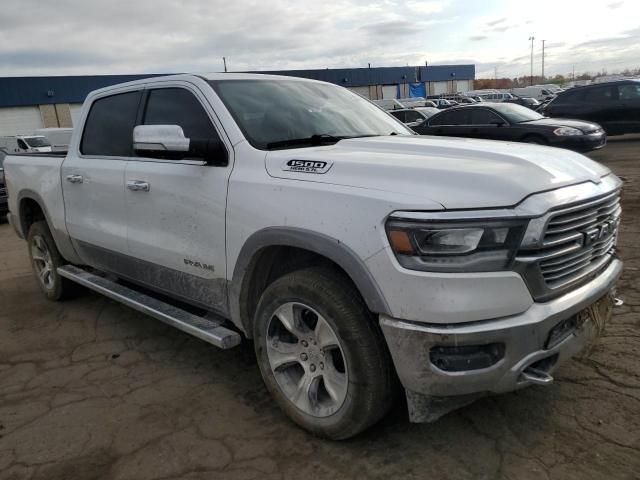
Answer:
229;227;391;337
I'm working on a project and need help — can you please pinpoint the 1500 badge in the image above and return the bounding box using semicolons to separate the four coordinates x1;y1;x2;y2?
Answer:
184;259;215;272
282;159;332;174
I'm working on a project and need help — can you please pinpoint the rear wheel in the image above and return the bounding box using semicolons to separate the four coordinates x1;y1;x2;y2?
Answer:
253;267;396;439
27;221;74;301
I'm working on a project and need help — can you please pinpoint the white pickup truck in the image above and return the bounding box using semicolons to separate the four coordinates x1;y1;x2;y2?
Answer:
4;73;623;439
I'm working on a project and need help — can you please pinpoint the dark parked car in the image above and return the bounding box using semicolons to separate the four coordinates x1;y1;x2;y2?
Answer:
0;148;8;216
544;80;640;135
506;96;540;110
413;103;606;152
389;107;440;128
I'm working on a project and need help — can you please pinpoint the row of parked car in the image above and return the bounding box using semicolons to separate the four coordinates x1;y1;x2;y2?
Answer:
384;79;640;152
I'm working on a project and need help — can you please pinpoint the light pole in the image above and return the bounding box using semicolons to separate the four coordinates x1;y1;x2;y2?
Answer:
541;39;546;80
528;36;535;85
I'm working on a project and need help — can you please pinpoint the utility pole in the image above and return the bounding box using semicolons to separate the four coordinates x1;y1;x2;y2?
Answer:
528;36;535;86
223;57;227;73
541;39;546;80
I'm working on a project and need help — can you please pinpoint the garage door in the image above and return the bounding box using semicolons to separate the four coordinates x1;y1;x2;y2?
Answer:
382;85;398;99
0;106;44;136
69;104;83;126
456;80;473;93
348;86;370;99
431;82;448;95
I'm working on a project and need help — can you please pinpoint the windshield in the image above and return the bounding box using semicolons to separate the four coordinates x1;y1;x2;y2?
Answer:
415;107;440;118
24;136;51;148
209;79;412;150
490;103;543;123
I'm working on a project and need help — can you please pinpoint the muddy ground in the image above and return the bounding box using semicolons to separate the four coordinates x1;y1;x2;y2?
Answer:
1;136;639;480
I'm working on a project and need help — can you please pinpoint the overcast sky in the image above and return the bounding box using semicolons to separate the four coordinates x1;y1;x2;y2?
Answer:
1;0;638;78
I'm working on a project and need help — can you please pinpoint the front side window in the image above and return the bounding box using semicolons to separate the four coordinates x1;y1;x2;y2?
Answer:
17;139;27;150
81;91;142;156
210;79;412;150
471;109;503;125
143;88;218;140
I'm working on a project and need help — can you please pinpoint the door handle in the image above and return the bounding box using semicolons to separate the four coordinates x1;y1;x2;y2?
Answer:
65;174;83;184
127;180;150;192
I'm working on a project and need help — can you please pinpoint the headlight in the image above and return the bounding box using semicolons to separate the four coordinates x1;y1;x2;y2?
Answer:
553;126;583;136
386;217;527;272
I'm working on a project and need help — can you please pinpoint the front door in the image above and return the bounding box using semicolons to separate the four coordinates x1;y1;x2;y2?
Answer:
124;84;232;313
62;89;142;269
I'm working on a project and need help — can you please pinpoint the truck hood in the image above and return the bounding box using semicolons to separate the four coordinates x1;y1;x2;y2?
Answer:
265;135;610;209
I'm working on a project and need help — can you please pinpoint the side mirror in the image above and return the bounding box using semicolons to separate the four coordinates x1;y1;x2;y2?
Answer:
491;120;507;127
133;125;228;166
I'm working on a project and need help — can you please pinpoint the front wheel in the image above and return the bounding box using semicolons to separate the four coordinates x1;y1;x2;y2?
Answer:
253;267;396;439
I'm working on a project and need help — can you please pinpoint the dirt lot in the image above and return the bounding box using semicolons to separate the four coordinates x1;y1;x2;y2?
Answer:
1;137;639;480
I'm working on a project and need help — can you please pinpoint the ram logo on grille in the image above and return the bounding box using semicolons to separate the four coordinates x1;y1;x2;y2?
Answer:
583;218;618;246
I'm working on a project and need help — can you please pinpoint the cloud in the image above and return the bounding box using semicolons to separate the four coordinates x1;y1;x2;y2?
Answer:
492;25;511;32
487;17;506;26
608;1;624;8
469;35;489;41
360;20;422;37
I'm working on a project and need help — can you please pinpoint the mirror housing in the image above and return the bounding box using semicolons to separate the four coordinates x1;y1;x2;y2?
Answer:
133;125;228;166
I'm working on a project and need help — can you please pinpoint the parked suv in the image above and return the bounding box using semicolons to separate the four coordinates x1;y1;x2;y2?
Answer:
545;80;640;135
3;74;623;439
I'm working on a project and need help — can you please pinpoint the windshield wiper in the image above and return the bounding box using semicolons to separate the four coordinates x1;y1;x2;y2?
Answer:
266;134;381;150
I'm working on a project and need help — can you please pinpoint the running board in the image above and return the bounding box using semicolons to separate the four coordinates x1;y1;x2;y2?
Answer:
57;265;241;349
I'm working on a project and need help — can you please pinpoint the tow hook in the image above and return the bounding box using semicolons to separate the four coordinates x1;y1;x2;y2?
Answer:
519;366;554;386
611;289;624;308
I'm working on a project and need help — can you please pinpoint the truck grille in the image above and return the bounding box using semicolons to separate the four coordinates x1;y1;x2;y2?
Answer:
0;186;6;197
516;190;621;300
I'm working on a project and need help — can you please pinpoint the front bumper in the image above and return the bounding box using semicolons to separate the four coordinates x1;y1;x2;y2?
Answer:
380;258;622;398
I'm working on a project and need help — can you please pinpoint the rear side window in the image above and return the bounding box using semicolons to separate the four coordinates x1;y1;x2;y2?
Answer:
81;91;142;156
404;110;424;123
618;83;640;100
143;88;217;140
429;109;470;125
583;86;616;103
390;111;405;122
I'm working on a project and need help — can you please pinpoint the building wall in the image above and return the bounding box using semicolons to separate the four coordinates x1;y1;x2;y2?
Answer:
0;106;44;135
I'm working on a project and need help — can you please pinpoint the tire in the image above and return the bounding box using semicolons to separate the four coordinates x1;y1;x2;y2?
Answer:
522;135;548;146
27;221;74;301
253;267;396;440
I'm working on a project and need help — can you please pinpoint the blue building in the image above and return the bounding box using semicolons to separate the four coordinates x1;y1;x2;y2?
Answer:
0;65;474;135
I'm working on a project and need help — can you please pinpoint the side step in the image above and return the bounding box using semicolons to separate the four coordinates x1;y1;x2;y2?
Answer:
57;265;241;349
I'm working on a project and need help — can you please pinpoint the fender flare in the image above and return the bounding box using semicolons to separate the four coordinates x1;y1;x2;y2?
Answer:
229;227;391;334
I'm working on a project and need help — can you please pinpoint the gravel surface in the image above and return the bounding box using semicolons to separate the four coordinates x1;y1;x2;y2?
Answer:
1;136;639;480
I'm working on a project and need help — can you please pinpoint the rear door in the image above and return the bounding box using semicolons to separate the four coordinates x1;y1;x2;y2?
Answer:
425;109;471;137
61;88;142;268
124;83;233;312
